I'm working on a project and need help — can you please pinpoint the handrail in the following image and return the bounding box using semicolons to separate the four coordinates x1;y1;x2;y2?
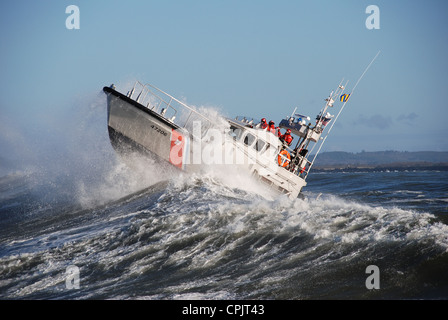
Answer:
144;82;215;129
127;81;216;134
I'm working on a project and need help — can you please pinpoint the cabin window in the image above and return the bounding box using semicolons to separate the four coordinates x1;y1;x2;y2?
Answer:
253;139;266;152
262;144;277;158
243;133;256;147
228;125;243;141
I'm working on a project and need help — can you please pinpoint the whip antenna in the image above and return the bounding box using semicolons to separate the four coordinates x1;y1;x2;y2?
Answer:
327;50;381;135
305;51;381;178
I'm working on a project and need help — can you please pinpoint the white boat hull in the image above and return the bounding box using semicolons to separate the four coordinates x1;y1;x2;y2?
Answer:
104;84;307;199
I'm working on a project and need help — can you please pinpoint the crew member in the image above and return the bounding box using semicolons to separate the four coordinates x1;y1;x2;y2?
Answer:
276;127;282;137
268;121;276;134
281;129;294;146
260;118;268;129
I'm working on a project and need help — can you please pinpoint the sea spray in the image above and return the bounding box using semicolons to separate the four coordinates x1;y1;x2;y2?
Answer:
1;169;448;299
1;83;447;299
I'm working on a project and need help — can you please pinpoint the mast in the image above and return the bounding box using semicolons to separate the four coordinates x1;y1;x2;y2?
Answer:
305;51;381;178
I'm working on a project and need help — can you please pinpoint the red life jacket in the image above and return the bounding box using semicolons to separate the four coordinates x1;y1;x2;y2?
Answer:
282;134;293;145
276;127;282;137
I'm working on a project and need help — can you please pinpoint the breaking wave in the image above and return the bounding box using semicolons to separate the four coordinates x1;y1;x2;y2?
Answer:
1;167;447;299
0;87;447;299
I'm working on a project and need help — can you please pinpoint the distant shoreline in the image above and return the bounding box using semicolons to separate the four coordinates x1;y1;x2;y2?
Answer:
313;162;448;172
311;151;448;172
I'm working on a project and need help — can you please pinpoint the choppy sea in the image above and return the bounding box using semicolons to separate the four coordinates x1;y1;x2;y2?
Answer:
0;95;447;301
1;162;447;300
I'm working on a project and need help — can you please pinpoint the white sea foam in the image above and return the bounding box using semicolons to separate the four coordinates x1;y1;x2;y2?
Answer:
166;175;448;252
2;90;448;299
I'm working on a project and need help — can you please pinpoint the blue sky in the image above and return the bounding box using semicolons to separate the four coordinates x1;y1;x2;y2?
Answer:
1;0;447;158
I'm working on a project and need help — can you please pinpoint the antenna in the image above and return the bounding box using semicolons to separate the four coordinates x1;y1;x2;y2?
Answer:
290;107;297;119
327;50;381;135
305;51;381;178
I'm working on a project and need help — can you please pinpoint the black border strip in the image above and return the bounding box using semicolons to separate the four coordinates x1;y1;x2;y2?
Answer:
103;86;180;131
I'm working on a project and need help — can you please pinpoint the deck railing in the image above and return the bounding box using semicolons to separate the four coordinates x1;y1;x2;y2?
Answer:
127;81;216;138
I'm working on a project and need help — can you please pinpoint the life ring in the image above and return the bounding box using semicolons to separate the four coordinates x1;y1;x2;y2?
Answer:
277;150;290;167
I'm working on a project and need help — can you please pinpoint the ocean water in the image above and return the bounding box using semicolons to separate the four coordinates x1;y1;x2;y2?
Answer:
1;163;447;300
0;95;447;300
